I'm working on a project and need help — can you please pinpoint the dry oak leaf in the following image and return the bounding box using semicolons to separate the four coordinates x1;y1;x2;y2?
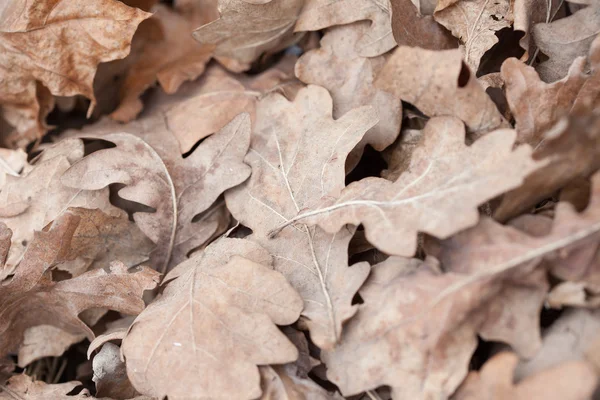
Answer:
121;238;303;400
390;0;458;50
225;85;377;349
513;0;562;57
111;0;219;123
259;366;343;400
93;343;139;400
433;0;513;71
295;23;402;167
0;0;150;148
87;316;135;359
495;113;600;221
0;211;159;359
62;113;251;272
533;2;600;82
295;0;395;57
321;255;542;399
17;325;85;368
274;116;539;257
192;0;304;68
376;46;509;136
0;375;91;399
453;352;597;400
0;139;121;276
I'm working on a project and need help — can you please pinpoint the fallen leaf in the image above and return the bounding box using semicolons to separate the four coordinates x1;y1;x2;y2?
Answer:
434;0;513;71
453;352;597;400
295;0;396;57
226;85;377;349
193;0;304;67
0;374;91;399
121;238;303;400
295;23;402;167
93;343;139;400
259;365;343;399
513;0;561;57
0;0;150;147
18;325;85;368
87;317;135;359
376;46;509;136
272;116;538;257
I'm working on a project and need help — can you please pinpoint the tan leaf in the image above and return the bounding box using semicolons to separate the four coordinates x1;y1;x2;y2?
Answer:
225;85;377;349
0;139;121;276
121;238;303;400
453;352;597;400
18;325;85;368
381;128;423;181
533;3;600;82
0;375;90;399
259;366;343;400
273;116;539;257
295;23;402;167
495;113;600;221
0;0;150;147
192;0;304;67
513;0;561;57
88;316;135;359
376;46;509;136
434;0;513;70
62;113;251;272
111;1;218;123
93;343;139;400
0;148;26;188
295;0;395;57
0;211;160;359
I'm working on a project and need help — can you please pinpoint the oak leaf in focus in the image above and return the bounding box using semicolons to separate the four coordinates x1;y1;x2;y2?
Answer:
0;375;91;399
0;0;150;148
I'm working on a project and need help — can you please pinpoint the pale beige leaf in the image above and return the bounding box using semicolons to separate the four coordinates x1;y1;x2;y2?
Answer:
226;85;377;349
88;316;135;359
513;0;561;56
121;238;303;400
93;343;139;400
192;0;304;67
0;375;90;399
376;46;509;136
295;23;402;167
275;116;539;257
259;366;343;400
18;325;85;368
0;0;150;147
295;0;395;57
434;0;512;70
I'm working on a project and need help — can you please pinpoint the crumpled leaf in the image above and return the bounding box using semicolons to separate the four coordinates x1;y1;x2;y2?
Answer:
453;352;597;400
192;0;304;68
226;85;377;349
88;317;135;359
111;0;218;123
93;343;139;400
513;0;561;57
0;211;160;360
0;375;91;399
273;116;539;257
0;0;150;148
533;2;600;82
295;23;402;166
0;139;121;276
121;238;303;400
376;46;509;136
434;0;513;71
295;0;395;57
62;113;251;272
17;325;85;368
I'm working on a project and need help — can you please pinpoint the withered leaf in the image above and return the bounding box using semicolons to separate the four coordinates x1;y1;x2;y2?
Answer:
295;23;402;166
274;116;539;257
93;343;139;400
121;238;303;400
0;375;91;399
62;113;251;272
226;85;377;349
259;366;343;400
0;0;150;147
0;211;159;359
434;0;513;71
18;325;85;368
376;46;509;136
192;0;304;68
295;0;395;57
453;352;597;400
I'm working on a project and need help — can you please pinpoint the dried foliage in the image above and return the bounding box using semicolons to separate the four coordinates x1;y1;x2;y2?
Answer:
1;0;600;399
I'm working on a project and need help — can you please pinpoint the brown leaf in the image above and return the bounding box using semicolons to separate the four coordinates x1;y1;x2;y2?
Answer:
0;375;90;399
62;113;251;272
87;316;135;359
376;46;509;136
295;0;395;57
0;0;150;147
111;1;218;123
192;0;304;68
93;343;139;400
225;85;377;349
274;116;539;257
0;211;159;360
121;238;303;400
259;366;343;400
513;0;561;57
295;23;402;167
533;3;600;82
453;352;597;400
433;0;513;71
18;325;85;368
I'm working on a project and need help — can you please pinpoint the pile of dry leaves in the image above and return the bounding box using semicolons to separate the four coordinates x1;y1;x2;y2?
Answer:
1;0;599;398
